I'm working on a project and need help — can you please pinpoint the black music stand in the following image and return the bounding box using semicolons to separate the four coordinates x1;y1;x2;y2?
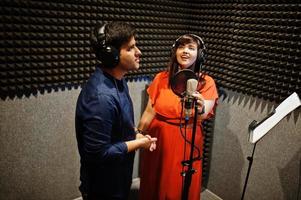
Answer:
241;92;301;200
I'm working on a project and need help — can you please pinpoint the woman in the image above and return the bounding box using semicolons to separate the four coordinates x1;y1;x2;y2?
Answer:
138;34;218;200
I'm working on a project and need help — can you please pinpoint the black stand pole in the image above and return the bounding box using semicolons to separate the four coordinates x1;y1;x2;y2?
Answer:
181;100;199;200
241;142;257;200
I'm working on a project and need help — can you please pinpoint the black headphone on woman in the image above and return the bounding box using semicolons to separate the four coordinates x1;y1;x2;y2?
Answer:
90;24;120;68
171;34;207;73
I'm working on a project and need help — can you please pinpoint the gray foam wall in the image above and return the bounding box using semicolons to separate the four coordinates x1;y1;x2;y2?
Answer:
1;84;300;200
0;89;81;200
207;90;301;200
0;80;149;200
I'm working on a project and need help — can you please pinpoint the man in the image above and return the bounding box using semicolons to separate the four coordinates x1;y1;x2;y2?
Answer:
75;21;156;200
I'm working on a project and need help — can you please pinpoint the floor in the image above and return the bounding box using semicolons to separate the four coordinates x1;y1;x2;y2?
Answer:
128;178;223;200
73;178;223;200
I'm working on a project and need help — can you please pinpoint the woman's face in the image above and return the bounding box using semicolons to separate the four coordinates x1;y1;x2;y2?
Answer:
176;41;198;69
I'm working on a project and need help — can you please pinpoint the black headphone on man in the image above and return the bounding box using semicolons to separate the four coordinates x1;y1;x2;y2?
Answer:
171;34;207;73
90;23;120;68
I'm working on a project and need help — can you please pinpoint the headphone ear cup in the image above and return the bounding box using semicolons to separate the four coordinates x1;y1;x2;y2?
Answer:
170;35;182;58
170;47;175;58
170;40;177;58
100;46;120;68
92;24;120;68
195;47;207;73
198;49;205;65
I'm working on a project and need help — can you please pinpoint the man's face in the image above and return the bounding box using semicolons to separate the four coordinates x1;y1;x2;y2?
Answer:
118;36;142;71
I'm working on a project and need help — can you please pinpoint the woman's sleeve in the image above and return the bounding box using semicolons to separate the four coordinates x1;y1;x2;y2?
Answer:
200;75;218;100
146;73;162;106
200;75;219;118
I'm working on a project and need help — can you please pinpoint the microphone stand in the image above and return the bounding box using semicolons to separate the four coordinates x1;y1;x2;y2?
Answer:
181;99;199;200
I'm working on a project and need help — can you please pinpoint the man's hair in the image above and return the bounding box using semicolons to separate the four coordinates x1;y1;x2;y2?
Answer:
91;21;136;68
104;21;136;51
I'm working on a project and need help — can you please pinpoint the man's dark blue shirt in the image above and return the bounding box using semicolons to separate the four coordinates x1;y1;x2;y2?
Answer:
75;67;136;199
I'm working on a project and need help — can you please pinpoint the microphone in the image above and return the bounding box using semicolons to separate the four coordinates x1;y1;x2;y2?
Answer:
184;79;198;120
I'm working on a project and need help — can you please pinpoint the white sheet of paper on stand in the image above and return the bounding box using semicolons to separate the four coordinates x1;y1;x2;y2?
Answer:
249;92;301;143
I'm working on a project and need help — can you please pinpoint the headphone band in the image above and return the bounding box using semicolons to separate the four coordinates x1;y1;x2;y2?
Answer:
173;34;206;51
188;34;206;51
172;34;207;73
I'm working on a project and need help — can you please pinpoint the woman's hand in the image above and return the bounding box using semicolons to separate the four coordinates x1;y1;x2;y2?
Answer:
139;135;157;151
144;135;157;151
192;92;216;120
126;130;157;153
192;92;205;115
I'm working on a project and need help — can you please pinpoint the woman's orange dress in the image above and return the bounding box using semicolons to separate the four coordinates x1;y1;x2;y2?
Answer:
139;71;218;200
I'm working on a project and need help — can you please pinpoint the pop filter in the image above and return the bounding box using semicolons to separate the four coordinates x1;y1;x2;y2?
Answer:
171;69;198;98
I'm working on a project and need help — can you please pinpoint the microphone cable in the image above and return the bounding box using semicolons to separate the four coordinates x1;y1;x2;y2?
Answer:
179;98;202;194
179;98;202;163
